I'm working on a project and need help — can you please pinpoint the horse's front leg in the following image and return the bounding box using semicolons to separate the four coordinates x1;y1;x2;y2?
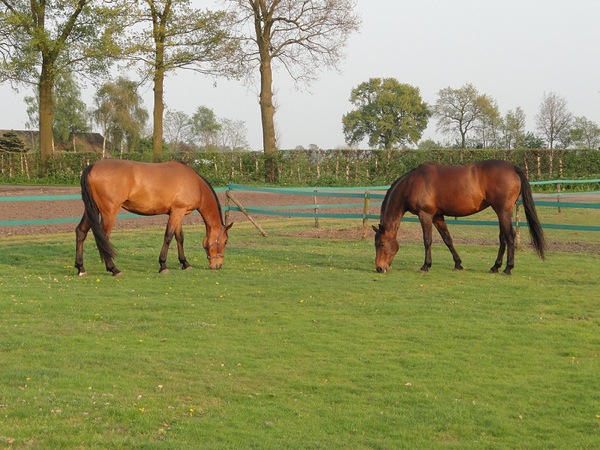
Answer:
433;215;463;270
75;214;91;276
159;213;187;274
418;212;434;272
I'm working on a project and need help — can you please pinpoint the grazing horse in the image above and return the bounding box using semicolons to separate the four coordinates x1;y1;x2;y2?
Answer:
373;160;545;275
75;159;232;276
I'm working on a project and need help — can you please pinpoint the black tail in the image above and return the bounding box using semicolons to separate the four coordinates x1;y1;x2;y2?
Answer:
80;164;116;263
515;166;546;259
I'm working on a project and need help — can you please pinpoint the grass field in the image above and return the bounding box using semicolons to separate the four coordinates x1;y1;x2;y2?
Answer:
0;217;599;449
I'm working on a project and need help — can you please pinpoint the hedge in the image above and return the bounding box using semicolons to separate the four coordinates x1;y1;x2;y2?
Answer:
1;148;599;188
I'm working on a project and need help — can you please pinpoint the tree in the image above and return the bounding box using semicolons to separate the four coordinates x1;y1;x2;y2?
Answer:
190;106;221;151
433;83;496;148
93;77;149;155
218;118;249;151
24;71;89;145
123;0;240;159
342;78;430;150
472;94;501;148
227;0;360;181
0;0;122;170
570;116;600;150
164;110;193;153
503;107;527;149
535;92;572;150
0;131;26;153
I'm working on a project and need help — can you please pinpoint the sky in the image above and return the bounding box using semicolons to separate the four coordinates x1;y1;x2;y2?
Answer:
1;0;599;150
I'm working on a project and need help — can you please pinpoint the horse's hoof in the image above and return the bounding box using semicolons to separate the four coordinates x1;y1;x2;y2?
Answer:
453;266;464;271
183;265;192;271
78;271;87;277
159;269;169;275
113;271;123;277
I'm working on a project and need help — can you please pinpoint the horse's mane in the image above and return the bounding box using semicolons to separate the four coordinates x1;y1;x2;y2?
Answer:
380;169;415;221
177;160;224;225
197;171;224;225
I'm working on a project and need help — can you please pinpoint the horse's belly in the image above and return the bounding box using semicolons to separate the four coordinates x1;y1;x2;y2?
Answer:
122;199;169;216
440;198;488;217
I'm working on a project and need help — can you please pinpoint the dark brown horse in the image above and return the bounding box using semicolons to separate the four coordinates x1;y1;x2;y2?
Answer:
373;160;545;274
75;159;232;276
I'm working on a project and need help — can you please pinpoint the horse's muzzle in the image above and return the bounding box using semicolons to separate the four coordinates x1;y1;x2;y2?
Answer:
208;260;223;270
376;266;388;273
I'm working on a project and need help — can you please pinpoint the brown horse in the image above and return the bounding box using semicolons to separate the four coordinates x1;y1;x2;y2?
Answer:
75;159;232;276
373;160;545;274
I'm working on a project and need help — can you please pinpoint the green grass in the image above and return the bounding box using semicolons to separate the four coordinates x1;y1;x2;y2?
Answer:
0;219;599;449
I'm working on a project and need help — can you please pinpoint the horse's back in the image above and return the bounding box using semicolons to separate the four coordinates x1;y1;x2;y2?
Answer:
401;160;520;216
85;159;203;214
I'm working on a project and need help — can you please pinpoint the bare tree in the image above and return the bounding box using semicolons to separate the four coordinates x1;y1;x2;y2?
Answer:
219;118;249;150
433;83;496;149
164;110;193;153
226;0;360;181
535;92;572;150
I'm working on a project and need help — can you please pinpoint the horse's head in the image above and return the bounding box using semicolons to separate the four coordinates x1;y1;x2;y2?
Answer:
373;223;399;273
204;223;233;269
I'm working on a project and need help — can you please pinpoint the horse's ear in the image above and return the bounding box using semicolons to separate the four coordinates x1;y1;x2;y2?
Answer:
225;222;233;231
372;224;383;233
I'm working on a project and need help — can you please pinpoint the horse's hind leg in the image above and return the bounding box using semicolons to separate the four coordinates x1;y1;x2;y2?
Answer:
433;216;463;270
418;212;434;272
502;219;516;275
175;223;191;270
75;214;91;276
491;211;515;275
100;212;121;276
490;234;506;274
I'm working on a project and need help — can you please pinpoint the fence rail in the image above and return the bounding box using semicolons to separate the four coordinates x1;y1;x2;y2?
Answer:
1;181;599;233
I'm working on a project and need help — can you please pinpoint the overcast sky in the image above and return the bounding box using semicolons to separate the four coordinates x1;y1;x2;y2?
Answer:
1;0;599;150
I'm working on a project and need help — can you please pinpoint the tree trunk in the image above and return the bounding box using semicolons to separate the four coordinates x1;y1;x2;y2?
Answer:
153;70;165;160
152;17;167;160
254;0;278;182
259;56;278;182
39;62;55;173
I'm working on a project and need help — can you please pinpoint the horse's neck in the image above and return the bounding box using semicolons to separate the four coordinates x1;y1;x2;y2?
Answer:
382;206;404;235
381;185;406;234
198;183;223;232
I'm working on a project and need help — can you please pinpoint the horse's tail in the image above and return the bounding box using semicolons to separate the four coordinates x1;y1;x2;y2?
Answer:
515;165;546;259
80;164;116;263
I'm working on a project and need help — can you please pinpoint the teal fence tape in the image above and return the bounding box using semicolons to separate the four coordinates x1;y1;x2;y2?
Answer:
1;181;598;232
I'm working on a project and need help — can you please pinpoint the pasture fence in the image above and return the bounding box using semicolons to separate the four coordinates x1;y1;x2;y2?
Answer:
1;181;599;240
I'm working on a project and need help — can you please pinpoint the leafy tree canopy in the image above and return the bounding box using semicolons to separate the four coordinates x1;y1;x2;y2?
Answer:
342;78;430;150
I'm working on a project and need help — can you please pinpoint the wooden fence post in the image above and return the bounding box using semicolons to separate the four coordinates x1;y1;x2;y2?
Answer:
361;191;370;239
313;190;320;228
515;203;521;248
226;191;268;237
